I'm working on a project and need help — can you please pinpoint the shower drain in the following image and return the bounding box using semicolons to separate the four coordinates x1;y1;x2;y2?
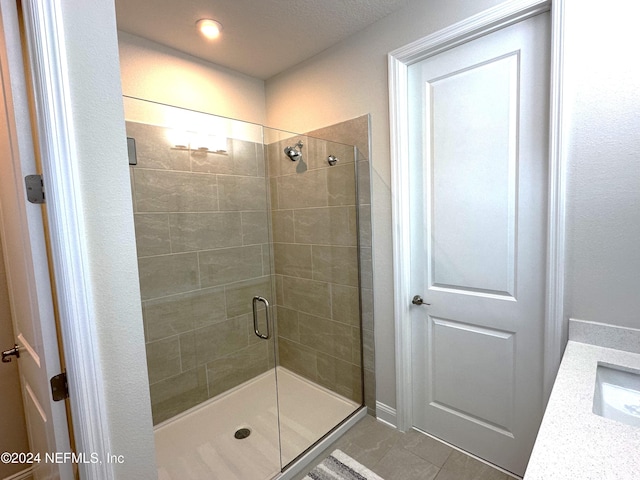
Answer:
234;428;251;440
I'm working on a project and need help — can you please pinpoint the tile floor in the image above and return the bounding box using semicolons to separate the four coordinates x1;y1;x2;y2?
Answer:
294;415;514;480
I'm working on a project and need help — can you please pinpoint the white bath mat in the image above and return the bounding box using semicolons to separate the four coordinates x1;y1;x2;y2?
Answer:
303;449;384;480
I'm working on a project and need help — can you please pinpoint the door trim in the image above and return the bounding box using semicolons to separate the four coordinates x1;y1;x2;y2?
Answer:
19;1;115;477
388;0;567;432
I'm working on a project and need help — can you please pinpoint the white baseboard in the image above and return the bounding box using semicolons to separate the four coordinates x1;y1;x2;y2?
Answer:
3;466;33;480
375;401;397;428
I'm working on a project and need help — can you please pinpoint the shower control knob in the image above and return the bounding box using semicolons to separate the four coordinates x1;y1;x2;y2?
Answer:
411;295;430;306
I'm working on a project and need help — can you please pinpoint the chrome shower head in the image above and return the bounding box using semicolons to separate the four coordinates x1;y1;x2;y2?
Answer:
284;141;304;161
284;146;301;161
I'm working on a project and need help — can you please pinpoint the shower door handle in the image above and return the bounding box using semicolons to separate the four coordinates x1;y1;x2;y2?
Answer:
252;296;271;340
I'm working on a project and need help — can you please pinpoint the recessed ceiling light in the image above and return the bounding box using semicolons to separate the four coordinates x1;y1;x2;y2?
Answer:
196;19;222;40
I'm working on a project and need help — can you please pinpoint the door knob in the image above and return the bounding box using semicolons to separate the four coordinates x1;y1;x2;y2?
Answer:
2;344;20;363
411;295;430;306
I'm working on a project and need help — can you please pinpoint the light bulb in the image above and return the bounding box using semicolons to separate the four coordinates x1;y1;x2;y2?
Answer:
196;19;222;40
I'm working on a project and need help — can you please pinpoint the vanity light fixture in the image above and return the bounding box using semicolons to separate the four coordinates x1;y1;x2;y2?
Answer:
196;19;222;40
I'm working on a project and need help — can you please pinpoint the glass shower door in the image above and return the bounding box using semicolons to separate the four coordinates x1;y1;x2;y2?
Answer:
125;97;281;480
264;127;364;468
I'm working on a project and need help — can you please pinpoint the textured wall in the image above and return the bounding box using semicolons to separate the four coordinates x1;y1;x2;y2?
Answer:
128;121;274;424
563;0;640;331
118;31;266;125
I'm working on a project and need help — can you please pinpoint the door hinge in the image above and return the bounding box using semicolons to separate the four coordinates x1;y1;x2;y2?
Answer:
50;372;69;401
25;174;45;204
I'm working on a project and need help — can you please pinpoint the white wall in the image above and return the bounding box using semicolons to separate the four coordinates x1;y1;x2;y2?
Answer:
563;1;640;330
265;0;505;411
56;2;156;477
118;31;266;125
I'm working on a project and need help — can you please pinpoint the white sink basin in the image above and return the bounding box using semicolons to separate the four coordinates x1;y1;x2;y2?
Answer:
592;363;640;427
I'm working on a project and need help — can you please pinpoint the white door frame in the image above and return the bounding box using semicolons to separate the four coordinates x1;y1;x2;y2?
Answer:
388;0;567;432
17;1;116;478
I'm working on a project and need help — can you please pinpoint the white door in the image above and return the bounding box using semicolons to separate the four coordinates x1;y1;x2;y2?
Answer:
408;13;550;476
0;3;73;478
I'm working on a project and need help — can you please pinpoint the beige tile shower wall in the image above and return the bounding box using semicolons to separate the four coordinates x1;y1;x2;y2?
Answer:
127;121;274;424
306;116;375;415
268;128;367;405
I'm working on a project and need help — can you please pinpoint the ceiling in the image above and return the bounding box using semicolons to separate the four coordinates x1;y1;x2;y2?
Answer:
115;0;409;80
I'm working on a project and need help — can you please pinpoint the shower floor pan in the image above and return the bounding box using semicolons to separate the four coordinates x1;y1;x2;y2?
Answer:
155;366;359;480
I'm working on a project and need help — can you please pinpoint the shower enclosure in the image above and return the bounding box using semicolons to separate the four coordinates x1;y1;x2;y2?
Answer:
124;97;365;479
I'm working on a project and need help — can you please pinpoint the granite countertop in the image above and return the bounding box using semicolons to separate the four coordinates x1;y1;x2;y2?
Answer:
524;320;640;479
